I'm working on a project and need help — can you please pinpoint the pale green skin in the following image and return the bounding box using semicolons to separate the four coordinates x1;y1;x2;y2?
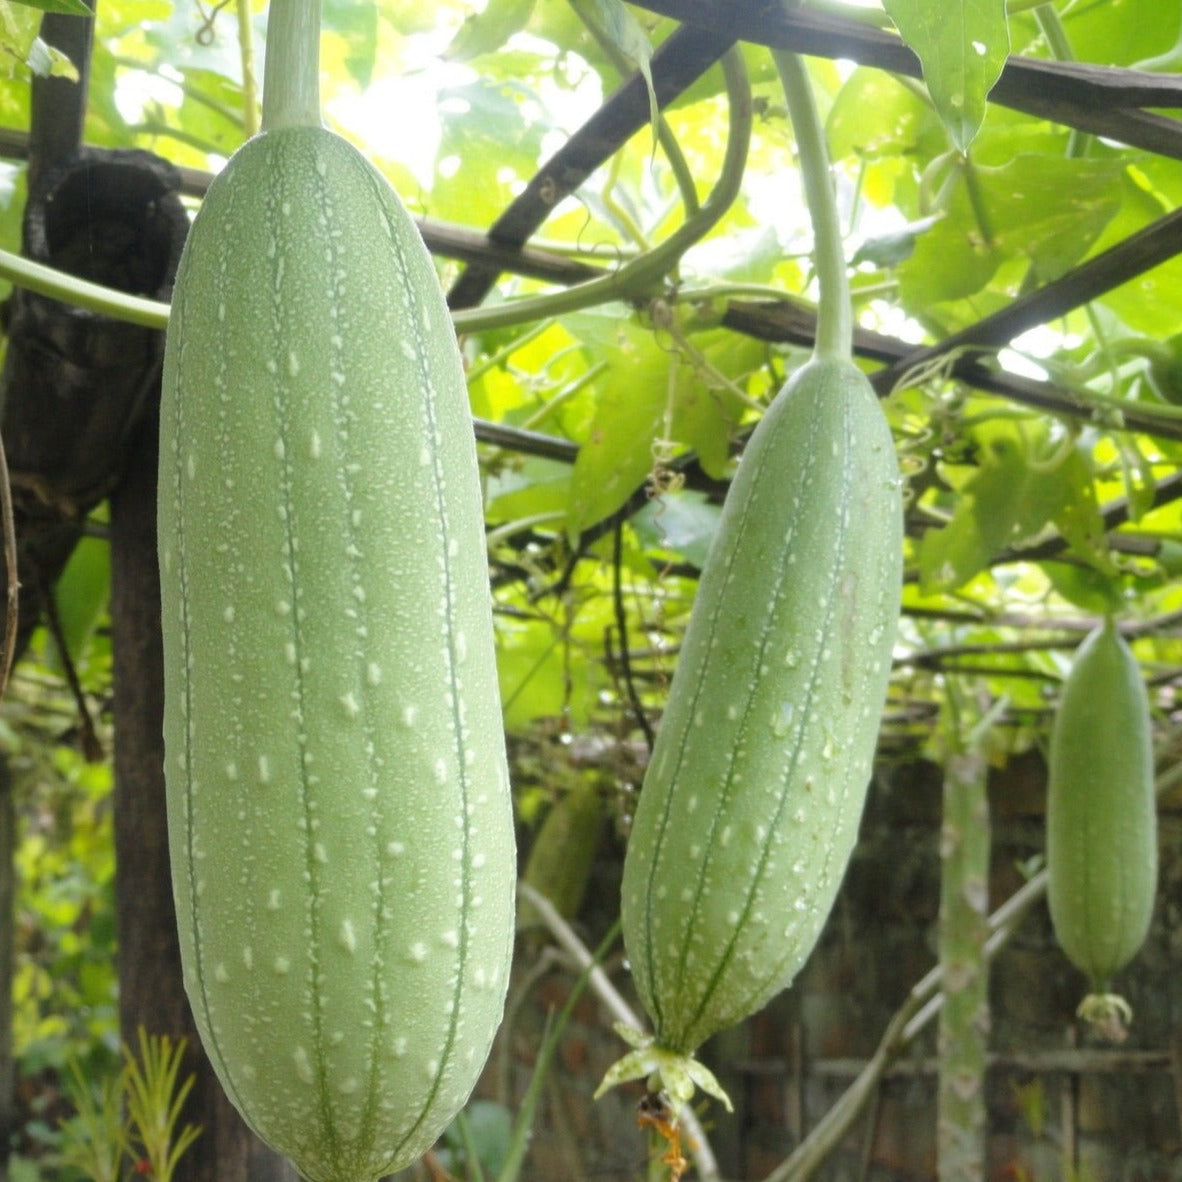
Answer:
1047;619;1156;989
158;126;515;1182
621;358;903;1056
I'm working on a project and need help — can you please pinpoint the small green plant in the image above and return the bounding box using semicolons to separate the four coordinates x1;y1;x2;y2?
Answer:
57;1029;200;1182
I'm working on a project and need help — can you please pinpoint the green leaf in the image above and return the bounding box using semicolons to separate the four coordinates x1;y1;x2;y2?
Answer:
918;502;993;595
9;0;92;14
431;76;550;224
631;491;721;569
565;311;746;537
445;0;536;62
882;0;1009;151
1049;445;1112;571
898;155;1122;308
27;37;78;79
967;435;1063;553
828;67;940;162
576;0;658;136
1042;562;1125;616
48;528;111;681
0;1;81;79
323;0;378;88
918;425;1103;593
851;215;941;269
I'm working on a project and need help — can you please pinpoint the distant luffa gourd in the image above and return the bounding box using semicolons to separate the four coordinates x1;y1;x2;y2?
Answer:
157;4;515;1180
1046;618;1156;1034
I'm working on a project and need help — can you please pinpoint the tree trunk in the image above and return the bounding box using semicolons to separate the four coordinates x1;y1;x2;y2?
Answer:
110;415;297;1182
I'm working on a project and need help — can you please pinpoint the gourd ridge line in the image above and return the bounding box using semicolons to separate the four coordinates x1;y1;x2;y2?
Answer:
358;140;479;1171
265;146;333;1158
167;176;251;1123
686;380;862;1038
641;385;831;1041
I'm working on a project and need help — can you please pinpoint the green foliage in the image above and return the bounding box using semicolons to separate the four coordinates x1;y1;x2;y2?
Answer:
0;0;82;79
12;746;117;1078
56;1030;200;1182
882;0;1008;150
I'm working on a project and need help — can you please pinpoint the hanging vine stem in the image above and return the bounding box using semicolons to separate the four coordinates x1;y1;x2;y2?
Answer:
2;50;748;341
236;0;260;138
935;683;998;1182
770;50;850;363
566;0;701;220
453;46;752;336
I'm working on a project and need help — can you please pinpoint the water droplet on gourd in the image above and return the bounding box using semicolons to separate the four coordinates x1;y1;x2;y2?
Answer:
772;700;795;738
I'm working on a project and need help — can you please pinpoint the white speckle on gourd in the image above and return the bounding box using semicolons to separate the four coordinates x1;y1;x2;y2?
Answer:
293;1047;314;1085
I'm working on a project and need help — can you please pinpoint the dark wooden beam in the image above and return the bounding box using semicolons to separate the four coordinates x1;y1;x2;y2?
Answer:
628;0;1182;159
445;21;737;310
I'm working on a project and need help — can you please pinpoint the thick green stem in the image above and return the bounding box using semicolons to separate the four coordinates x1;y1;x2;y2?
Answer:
936;684;992;1182
771;50;851;363
237;0;261;137
1033;6;1087;158
260;0;322;132
567;0;700;218
0;246;170;328
452;46;751;336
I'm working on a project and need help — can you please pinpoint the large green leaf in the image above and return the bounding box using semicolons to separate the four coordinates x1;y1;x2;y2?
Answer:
565;309;751;537
324;0;379;88
7;0;91;14
430;76;550;224
445;0;536;62
898;154;1123;309
918;425;1110;593
882;0;1009;151
631;490;721;569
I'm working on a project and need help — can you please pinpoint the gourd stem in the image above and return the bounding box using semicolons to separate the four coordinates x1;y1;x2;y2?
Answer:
260;0;323;132
771;50;852;364
236;0;261;138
